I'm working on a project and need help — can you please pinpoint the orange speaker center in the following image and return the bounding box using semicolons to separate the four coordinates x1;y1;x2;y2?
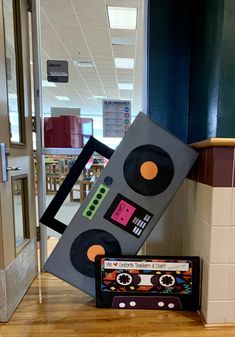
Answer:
140;161;158;180
87;245;105;262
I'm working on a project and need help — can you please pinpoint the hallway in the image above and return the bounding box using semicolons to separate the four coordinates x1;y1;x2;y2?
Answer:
1;272;235;337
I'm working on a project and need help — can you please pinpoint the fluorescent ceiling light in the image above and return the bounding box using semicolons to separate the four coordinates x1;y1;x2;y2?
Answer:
115;58;134;69
118;83;133;90
111;37;136;46
86;97;96;100
9;93;17;99
74;61;94;68
107;6;137;30
93;95;106;99
42;80;57;87
56;96;70;101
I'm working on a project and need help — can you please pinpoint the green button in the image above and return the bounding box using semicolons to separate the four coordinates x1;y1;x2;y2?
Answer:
97;194;102;199
100;188;106;193
93;199;99;205
86;211;92;216
90;205;95;211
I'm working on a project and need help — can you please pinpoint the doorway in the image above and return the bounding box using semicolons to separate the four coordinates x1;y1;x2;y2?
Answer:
36;0;145;260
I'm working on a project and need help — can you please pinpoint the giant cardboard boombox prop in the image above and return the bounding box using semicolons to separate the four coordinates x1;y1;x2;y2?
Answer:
40;112;198;305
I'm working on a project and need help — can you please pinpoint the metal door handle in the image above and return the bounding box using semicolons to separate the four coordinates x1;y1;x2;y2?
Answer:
7;167;22;171
0;143;14;182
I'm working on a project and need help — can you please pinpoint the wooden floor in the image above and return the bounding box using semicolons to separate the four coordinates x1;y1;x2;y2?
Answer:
1;272;235;337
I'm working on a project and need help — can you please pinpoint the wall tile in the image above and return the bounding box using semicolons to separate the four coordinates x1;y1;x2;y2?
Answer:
187;156;199;182
188;146;235;188
231;189;235;226
228;265;235;300
171;231;183;255
210;227;230;263
157;183;185;232
227;301;235;322
0;271;6;307
198;148;207;184
212;147;234;187
211;188;232;226
229;227;235;263
206;147;214;186
202;184;212;225
185;179;197;218
201;260;209;300
197;217;211;261
183;226;198;256
167;183;185;230
233;149;235;187
208;264;228;300
200;293;208;323
145;231;173;255
196;183;205;219
206;301;227;324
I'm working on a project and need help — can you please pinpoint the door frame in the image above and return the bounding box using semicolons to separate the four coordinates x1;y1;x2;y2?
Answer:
0;0;38;321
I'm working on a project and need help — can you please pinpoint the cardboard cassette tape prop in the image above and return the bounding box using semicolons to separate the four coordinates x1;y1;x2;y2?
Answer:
95;256;200;310
40;112;198;297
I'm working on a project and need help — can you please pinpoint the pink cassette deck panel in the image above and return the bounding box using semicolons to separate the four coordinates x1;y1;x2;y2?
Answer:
111;201;136;226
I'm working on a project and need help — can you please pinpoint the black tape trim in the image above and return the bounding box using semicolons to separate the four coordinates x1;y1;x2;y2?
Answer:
40;137;114;234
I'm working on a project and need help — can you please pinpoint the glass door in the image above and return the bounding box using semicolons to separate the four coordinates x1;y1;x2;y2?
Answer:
34;0;145;261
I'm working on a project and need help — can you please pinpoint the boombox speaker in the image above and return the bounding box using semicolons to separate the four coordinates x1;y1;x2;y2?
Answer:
40;112;198;297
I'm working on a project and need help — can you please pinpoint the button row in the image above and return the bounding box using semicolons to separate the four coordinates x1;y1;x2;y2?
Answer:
83;183;109;220
86;189;106;216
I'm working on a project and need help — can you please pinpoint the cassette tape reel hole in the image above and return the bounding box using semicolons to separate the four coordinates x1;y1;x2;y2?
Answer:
116;273;133;286
159;274;175;287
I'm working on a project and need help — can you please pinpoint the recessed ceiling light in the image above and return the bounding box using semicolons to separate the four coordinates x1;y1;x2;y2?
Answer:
93;95;107;99
86;97;96;100
74;61;94;68
56;96;70;101
118;83;133;90
107;6;137;30
42;80;57;87
115;58;134;69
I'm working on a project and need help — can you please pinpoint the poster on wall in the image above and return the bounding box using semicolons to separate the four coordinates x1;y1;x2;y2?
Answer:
103;100;131;137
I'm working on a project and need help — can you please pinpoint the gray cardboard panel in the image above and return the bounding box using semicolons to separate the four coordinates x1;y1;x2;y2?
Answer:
43;113;198;297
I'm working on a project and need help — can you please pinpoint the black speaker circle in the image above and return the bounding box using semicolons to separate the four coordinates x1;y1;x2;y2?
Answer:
123;145;174;196
70;229;121;278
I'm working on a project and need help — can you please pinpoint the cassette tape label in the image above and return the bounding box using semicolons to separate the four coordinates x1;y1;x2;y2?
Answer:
104;260;189;271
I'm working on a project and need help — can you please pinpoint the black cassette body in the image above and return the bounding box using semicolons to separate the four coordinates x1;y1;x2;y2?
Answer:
95;256;200;310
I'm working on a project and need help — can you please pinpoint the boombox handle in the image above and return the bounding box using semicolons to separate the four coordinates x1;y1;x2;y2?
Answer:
40;137;114;234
